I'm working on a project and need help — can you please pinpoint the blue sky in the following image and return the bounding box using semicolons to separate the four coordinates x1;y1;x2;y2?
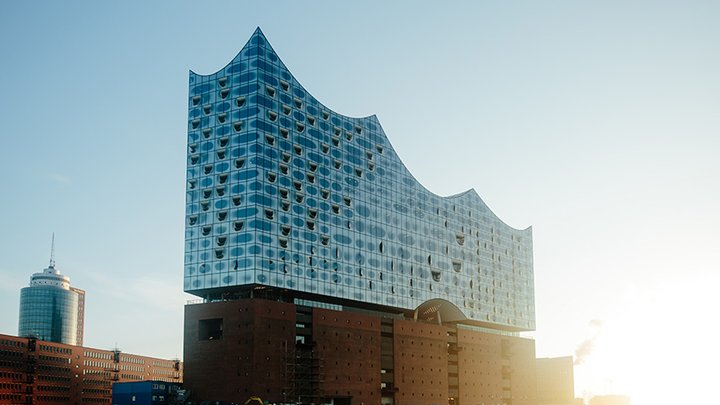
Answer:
1;2;718;403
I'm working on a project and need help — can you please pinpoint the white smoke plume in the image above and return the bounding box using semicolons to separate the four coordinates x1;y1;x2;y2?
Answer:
574;319;604;365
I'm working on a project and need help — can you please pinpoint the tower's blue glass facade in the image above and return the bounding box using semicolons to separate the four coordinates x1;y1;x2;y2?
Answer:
184;29;534;331
18;262;85;346
19;287;79;344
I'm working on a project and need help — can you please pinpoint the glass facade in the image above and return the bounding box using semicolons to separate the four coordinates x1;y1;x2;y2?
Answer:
18;258;85;346
18;286;80;345
184;28;535;331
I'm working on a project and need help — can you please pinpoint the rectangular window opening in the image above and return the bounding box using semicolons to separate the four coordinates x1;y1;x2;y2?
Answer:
198;319;223;341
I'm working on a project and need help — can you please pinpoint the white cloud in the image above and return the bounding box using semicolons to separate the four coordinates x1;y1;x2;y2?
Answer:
48;173;72;184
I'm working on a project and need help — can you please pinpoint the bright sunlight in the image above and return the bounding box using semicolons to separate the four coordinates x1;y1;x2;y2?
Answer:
575;272;719;405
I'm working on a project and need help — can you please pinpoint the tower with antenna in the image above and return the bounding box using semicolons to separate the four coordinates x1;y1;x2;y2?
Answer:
18;234;86;345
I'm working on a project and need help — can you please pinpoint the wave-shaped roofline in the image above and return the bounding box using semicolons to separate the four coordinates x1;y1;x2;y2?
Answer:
190;27;376;121
190;27;531;233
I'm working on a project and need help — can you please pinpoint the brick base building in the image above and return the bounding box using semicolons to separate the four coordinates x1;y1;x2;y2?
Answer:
184;298;536;405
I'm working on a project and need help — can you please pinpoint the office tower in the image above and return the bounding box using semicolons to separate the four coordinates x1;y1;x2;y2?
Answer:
18;237;85;346
183;28;536;405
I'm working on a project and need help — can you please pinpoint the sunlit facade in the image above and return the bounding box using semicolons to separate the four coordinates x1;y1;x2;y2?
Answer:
183;28;537;404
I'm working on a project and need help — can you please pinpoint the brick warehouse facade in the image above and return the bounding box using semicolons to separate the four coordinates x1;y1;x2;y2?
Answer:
0;333;182;405
184;300;535;405
183;28;538;405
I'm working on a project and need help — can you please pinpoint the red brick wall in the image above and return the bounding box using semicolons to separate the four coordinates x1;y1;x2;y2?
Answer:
0;335;30;405
313;308;381;405
182;301;540;405
457;329;537;405
183;299;295;403
393;319;448;405
457;328;504;403
0;333;181;405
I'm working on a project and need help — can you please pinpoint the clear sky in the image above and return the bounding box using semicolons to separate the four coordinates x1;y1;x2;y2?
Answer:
0;2;718;404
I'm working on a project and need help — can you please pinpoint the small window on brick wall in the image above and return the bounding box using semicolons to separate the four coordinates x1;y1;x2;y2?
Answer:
198;319;223;341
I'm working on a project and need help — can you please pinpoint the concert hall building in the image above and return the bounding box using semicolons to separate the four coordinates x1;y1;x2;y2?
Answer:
183;28;536;405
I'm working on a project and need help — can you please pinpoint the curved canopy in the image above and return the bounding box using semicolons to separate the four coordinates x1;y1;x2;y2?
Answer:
414;299;467;324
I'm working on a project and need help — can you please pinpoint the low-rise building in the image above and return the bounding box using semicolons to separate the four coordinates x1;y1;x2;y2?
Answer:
111;380;184;405
0;333;182;405
537;356;575;405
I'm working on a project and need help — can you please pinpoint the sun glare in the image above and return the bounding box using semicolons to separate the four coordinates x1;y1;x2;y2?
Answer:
575;274;719;405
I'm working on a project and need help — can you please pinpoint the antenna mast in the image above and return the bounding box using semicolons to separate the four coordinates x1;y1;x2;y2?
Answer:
49;233;55;268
